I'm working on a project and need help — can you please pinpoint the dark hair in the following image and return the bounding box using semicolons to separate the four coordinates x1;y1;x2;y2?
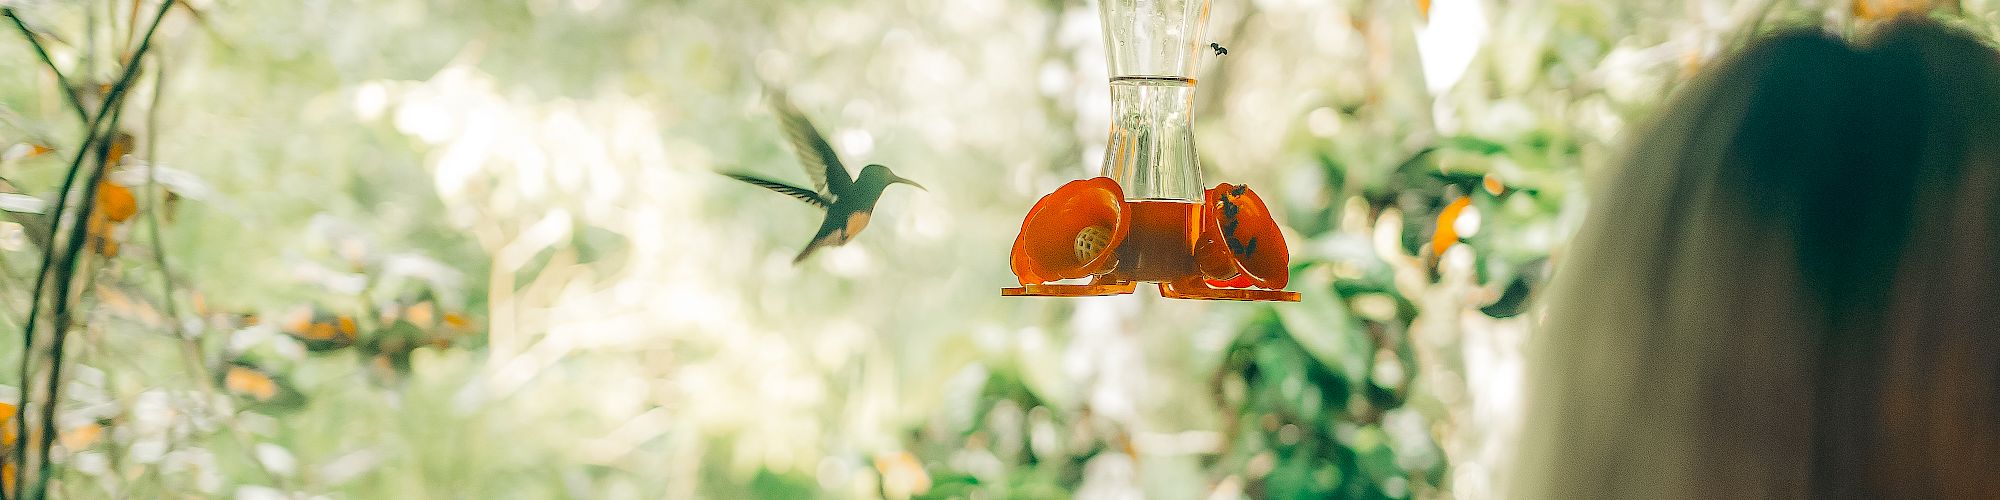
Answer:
1515;18;2000;499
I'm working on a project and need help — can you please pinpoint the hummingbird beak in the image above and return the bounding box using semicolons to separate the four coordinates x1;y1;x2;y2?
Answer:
892;176;927;192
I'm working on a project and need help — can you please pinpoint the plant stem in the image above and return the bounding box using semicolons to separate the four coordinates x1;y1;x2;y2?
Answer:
2;9;90;124
121;0;138;57
11;2;176;499
32;101;125;500
142;37;191;364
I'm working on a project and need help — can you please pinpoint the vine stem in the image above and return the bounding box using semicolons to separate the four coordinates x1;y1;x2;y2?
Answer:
1;9;90;124
136;45;291;491
9;1;177;499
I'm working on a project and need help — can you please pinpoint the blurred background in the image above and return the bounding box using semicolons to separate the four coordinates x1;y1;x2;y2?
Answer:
0;0;1990;498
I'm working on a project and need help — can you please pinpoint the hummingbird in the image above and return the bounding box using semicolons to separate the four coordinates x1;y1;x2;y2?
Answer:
724;91;926;264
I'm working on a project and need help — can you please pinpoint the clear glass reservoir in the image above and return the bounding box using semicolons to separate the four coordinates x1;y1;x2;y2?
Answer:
1099;0;1209;203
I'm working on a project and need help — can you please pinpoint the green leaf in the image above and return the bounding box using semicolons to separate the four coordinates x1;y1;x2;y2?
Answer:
915;473;983;499
1275;288;1370;385
747;468;816;497
1440;135;1508;156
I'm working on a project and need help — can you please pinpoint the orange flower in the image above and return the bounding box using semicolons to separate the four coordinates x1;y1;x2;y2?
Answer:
98;180;137;223
874;451;931;498
224;365;280;401
1196;183;1289;289
1432;195;1471;255
85;134;140;257
1010;177;1130;284
1853;0;1939;20
84;179;138;257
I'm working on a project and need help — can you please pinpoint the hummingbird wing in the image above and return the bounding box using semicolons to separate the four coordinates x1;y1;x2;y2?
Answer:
723;173;830;209
769;91;854;201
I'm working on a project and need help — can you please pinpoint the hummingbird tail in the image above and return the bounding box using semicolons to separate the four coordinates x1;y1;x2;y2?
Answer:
792;242;824;265
793;212;856;265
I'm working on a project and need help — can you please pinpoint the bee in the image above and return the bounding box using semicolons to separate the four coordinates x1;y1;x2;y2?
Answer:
1210;42;1228;56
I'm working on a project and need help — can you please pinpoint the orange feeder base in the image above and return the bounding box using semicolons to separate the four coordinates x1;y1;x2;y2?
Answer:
1001;281;1298;301
1003;178;1299;302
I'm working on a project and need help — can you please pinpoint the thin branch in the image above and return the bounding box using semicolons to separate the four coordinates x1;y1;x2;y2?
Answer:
170;2;231;53
13;1;176;499
122;0;139;56
2;9;90;124
136;51;287;489
81;0;96;105
8;55;101;500
144;44;192;362
34;101;126;500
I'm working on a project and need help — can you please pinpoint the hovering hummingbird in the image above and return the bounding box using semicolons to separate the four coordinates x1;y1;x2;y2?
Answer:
724;92;925;264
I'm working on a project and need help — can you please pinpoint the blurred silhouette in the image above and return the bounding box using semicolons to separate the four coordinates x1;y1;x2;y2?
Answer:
723;91;925;264
1516;18;2000;499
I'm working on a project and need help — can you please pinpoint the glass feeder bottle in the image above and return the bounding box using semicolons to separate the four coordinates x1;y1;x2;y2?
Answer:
1100;0;1210;282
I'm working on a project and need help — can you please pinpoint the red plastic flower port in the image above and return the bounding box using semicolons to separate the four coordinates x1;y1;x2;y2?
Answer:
1010;177;1131;285
1196;183;1289;289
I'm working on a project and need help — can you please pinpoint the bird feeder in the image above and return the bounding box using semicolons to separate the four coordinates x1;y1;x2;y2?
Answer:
1004;0;1298;301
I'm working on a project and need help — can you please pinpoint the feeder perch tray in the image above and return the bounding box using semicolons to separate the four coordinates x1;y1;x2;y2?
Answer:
1001;0;1297;302
1003;178;1299;302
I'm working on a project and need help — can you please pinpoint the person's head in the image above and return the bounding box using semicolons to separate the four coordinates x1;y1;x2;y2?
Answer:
1515;18;2000;499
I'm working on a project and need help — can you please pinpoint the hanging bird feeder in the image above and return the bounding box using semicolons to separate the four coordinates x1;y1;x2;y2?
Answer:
1003;0;1298;302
